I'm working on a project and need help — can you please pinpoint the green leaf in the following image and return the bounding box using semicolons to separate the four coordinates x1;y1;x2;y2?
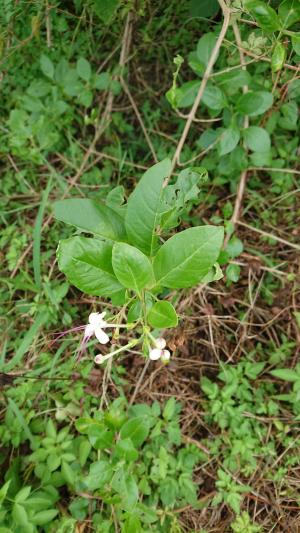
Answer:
111;469;139;510
77;58;91;81
112;243;154;292
279;0;300;28
12;503;29;525
153;226;224;289
219;128;240;155
196;32;218;71
236;91;273;117
176;80;200;108
79;440;92;467
91;0;119;23
0;481;11;505
243;126;271;152
122;512;142;533
53;198;126;241
200;262;223;284
163;397;176;420
31;510;59;525
292;34;300;55
15;487;31;503
61;461;75;485
246;1;281;32
270;369;299;382
85;460;113;491
217;69;251;92
120;417;150;447
271;42;286;72
226;264;241;282
47;454;61;472
57;236;122;297
202;84;227;110
147;301;178;328
40;55;54;79
226;236;243;259
115;439;139;462
125;159;172;256
190;0;219;18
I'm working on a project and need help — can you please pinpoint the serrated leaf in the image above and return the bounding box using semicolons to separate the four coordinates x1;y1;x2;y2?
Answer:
153;226;224;289
147;301;178;328
125;159;172;256
57;236;122;296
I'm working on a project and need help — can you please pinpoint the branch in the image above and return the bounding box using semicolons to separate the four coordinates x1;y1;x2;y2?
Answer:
170;0;231;175
225;19;249;245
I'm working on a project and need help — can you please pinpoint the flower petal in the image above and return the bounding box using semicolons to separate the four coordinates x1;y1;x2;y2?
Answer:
149;348;162;361
155;337;166;349
161;350;170;362
94;354;104;364
94;326;110;344
84;323;95;338
89;312;101;326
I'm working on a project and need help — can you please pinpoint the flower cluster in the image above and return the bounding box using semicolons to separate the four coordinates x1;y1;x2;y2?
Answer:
149;338;170;362
81;311;171;365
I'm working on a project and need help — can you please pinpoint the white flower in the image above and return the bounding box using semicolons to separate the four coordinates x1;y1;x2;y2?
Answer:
149;338;170;362
84;312;110;344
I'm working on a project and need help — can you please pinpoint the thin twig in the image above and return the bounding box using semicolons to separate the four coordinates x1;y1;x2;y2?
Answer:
225;19;249;245
237;221;300;251
129;359;151;405
120;78;158;162
248;166;300;176
170;0;231;175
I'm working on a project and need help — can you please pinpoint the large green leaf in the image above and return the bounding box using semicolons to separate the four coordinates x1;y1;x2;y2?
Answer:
245;1;281;32
112;243;154;292
125;159;172;256
57;236;122;296
236;91;273;117
53;198;126;241
153;226;224;289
